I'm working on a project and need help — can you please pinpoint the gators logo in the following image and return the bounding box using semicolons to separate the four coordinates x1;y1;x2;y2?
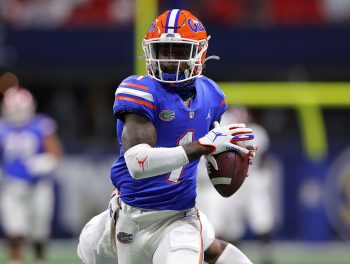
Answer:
187;18;205;33
117;232;133;244
148;22;156;32
159;110;175;121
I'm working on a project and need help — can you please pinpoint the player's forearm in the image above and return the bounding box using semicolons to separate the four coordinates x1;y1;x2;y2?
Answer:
125;141;213;180
182;141;214;162
124;144;189;180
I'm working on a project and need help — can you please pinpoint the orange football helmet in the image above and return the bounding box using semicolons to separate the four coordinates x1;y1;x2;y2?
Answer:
143;9;210;83
1;86;36;124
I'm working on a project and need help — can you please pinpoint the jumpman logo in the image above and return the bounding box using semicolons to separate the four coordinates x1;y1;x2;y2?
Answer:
210;131;226;142
136;156;148;172
206;109;211;120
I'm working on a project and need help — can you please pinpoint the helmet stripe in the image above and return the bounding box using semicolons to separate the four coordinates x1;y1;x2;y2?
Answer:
166;9;180;33
174;9;182;33
165;10;171;33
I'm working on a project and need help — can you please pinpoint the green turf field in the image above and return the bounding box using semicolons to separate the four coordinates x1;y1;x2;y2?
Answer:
0;240;349;264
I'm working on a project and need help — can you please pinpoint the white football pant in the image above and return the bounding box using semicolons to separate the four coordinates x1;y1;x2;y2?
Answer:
0;178;54;241
78;207;215;264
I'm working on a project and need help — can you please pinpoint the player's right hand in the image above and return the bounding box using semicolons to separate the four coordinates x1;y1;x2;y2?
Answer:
198;121;254;155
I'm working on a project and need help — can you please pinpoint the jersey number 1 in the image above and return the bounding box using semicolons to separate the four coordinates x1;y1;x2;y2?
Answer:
166;130;194;183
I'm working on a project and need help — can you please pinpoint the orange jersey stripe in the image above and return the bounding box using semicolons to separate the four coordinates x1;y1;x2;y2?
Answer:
197;209;203;264
120;82;149;91
116;96;155;109
221;98;227;106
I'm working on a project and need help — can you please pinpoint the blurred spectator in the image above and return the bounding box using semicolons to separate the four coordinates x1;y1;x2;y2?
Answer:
199;0;332;26
269;0;325;25
0;0;133;28
203;0;249;25
0;87;63;264
67;0;134;27
1;0;350;28
322;0;350;23
203;0;270;26
0;0;86;29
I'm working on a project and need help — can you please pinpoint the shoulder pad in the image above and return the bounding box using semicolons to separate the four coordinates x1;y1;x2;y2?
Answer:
114;75;157;121
118;75;157;92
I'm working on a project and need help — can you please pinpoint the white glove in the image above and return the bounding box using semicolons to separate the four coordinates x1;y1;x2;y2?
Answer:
199;121;254;155
26;154;58;176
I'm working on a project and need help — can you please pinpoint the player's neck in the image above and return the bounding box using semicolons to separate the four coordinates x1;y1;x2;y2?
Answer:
182;91;195;107
183;97;191;107
163;78;196;101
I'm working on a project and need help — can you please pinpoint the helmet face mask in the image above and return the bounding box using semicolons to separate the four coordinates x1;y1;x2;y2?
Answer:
143;10;209;83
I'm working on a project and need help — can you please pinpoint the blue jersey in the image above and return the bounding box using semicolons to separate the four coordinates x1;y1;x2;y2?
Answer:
111;75;227;210
0;114;57;183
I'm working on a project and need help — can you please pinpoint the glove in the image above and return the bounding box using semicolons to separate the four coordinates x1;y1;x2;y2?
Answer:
199;121;254;155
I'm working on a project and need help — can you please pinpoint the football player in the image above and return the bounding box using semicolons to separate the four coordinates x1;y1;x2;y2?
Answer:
0;87;63;264
77;191;253;264
83;9;256;263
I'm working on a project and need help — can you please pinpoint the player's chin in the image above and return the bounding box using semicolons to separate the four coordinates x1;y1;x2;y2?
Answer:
160;64;177;73
161;63;187;73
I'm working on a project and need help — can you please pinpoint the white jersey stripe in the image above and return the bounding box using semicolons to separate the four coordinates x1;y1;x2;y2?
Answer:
167;9;179;33
116;88;154;102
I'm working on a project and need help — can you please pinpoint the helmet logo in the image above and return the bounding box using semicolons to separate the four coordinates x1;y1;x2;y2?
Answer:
187;18;205;33
148;22;156;33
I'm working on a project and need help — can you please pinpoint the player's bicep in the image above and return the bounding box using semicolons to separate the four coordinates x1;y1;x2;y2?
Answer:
43;134;63;159
122;113;157;152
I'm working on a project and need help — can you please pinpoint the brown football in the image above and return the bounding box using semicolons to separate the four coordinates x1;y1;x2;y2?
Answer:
207;150;249;197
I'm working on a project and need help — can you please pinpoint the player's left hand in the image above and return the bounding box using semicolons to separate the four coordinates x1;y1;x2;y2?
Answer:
26;154;58;176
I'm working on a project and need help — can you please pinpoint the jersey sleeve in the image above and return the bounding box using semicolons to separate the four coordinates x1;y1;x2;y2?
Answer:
214;95;227;123
35;115;57;136
113;76;156;122
205;78;227;125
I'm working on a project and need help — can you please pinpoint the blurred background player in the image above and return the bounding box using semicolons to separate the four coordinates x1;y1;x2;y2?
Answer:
197;106;282;264
0;87;63;264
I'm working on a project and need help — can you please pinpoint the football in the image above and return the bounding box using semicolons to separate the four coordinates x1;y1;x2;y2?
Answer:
207;149;249;197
